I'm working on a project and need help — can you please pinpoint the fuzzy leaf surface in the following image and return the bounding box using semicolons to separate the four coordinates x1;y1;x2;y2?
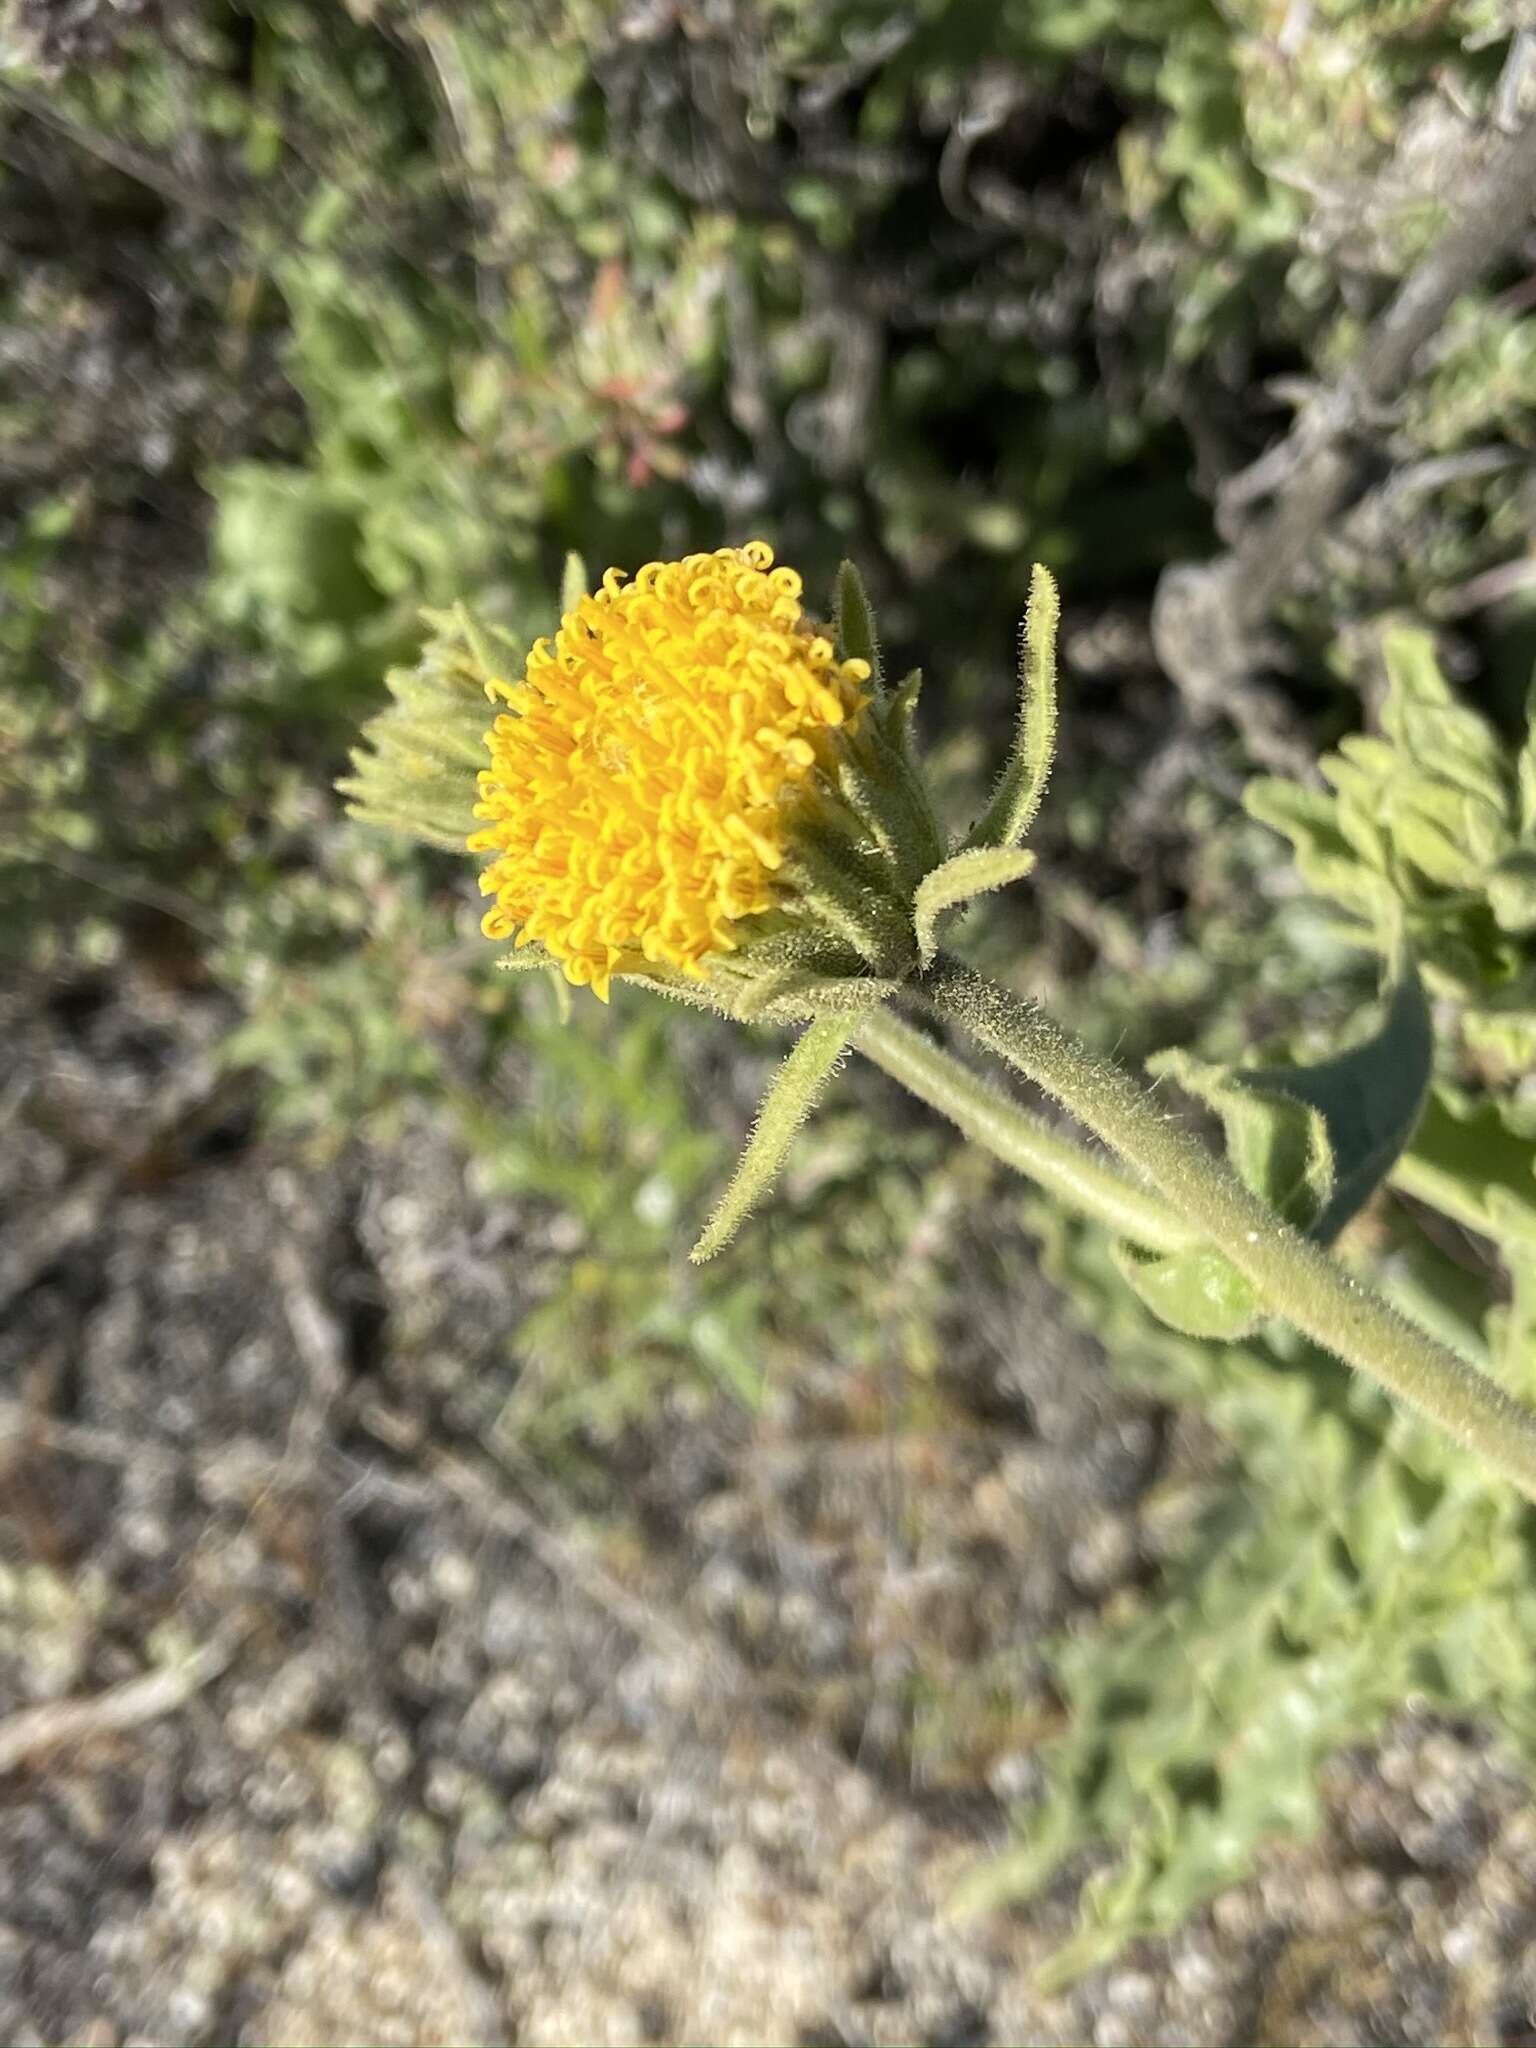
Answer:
1489;851;1536;934
1154;960;1431;1246
1151;1047;1333;1235
1112;1242;1261;1340
834;558;882;687
732;972;902;1024
1244;779;1401;930
339;609;503;850
560;550;589;617
913;847;1038;966
967;563;1059;852
883;667;924;762
690;1018;853;1261
1233;959;1431;1244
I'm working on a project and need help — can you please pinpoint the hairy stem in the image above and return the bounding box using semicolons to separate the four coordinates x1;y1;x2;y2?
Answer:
857;1010;1197;1256
919;954;1536;1502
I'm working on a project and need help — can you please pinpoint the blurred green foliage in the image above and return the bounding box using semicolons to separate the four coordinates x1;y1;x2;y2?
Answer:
961;1205;1536;1982
5;0;1536;1983
1250;628;1536;1074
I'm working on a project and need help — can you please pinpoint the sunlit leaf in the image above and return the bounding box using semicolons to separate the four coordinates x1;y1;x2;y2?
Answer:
560;549;589;617
732;971;901;1023
1151;1047;1332;1234
1112;1242;1261;1340
913;846;1038;966
1488;851;1536;934
1393;1088;1536;1245
883;666;924;762
690;1018;853;1261
967;563;1059;852
1151;959;1432;1244
834;558;882;687
1235;959;1431;1243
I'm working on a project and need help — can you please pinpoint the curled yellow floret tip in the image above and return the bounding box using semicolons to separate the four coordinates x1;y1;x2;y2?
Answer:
468;543;871;1000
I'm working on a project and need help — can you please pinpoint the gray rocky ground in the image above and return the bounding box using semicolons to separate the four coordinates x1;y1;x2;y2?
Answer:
4;965;1536;2047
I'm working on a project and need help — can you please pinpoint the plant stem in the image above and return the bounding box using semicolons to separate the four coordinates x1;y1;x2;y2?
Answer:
857;1010;1196;1256
919;953;1536;1503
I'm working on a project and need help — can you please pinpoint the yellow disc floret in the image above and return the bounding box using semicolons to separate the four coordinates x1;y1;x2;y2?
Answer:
469;543;871;1000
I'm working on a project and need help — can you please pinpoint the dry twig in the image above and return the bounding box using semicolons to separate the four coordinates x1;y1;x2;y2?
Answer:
0;1622;247;1777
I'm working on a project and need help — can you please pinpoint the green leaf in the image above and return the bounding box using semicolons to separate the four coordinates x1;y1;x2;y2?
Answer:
834;559;882;687
1150;1048;1332;1234
1461;1004;1536;1072
731;971;901;1024
339;609;505;849
1389;786;1500;890
690;1019;854;1262
342;790;480;851
213;463;382;627
1517;686;1536;836
1381;628;1509;810
1461;790;1514;871
1153;960;1432;1245
1393;1089;1536;1246
1243;778;1350;850
1244;779;1400;927
1379;625;1454;710
445;601;521;689
838;701;946;883
913;847;1038;967
1233;958;1433;1244
1329;734;1398;783
833;743;908;871
560;550;589;617
781;827;912;966
967;563;1059;851
1329;785;1391;873
1112;1243;1261;1340
883;666;924;762
623;970;736;1019
1488;850;1536;934
1491;1244;1536;1394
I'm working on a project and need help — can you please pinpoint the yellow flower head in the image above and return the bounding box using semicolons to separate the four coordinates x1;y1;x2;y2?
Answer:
469;543;871;999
